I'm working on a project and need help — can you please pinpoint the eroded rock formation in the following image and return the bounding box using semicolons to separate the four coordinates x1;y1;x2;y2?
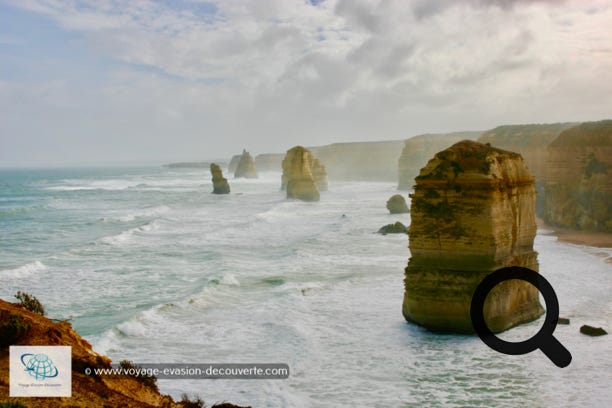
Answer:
210;163;230;194
386;194;409;214
234;150;258;179
403;140;544;333
544;120;612;232
398;131;481;190
478;123;576;216
0;299;249;407
378;221;407;235
312;158;328;191
228;154;241;174
281;146;320;201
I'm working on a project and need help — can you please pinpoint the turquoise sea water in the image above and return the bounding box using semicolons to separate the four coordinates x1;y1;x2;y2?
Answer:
1;167;611;407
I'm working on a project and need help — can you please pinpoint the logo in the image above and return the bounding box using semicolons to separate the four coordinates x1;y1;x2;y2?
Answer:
10;346;72;397
21;353;59;380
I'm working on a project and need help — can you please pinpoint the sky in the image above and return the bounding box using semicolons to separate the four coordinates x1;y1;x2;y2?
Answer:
1;0;611;167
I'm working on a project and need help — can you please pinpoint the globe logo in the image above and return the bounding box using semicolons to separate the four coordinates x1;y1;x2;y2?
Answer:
20;353;59;380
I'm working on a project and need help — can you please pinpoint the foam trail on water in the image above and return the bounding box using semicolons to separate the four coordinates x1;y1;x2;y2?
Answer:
0;260;48;278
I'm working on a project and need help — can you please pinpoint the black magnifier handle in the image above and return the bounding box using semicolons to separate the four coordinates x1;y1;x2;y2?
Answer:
540;335;572;368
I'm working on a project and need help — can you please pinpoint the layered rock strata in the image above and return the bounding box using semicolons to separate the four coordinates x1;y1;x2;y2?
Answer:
312;158;328;191
403;140;544;333
397;131;481;190
545;120;612;232
281;146;320;201
478;123;576;216
386;194;409;214
234;150;258;179
210;163;230;194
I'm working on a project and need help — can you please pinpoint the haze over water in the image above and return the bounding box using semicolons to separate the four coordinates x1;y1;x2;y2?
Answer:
1;167;610;407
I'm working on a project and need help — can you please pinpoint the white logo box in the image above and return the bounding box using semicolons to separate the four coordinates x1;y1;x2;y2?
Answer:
10;346;72;397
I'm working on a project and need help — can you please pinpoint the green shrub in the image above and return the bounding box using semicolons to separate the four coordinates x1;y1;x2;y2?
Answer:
14;291;45;316
180;393;205;408
0;311;31;348
0;401;28;408
119;360;158;392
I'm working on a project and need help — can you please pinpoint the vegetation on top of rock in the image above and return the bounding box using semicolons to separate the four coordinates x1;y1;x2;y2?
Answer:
14;291;45;316
0;401;28;408
550;120;612;147
0;310;31;348
180;393;205;408
119;360;159;393
479;123;576;146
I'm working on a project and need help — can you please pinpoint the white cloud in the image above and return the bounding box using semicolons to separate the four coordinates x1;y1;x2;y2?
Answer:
1;0;611;165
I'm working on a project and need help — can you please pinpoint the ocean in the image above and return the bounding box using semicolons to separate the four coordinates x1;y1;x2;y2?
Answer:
1;167;611;407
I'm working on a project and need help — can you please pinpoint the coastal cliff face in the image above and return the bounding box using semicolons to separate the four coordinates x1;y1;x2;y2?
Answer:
254;153;284;172
210;163;230;194
478;123;576;216
397;132;481;191
228;154;241;174
0;299;178;407
403;140;544;333
234;150;258;179
312;158;328;192
281;146;320;201
545;120;612;232
310;140;404;181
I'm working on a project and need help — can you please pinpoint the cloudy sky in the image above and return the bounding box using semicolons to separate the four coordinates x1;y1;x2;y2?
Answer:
1;0;611;166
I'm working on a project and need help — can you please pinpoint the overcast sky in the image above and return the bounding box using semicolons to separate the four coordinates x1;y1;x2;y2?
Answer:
1;0;611;166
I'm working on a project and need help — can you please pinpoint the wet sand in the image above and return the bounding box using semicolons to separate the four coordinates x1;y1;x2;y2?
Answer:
537;219;612;263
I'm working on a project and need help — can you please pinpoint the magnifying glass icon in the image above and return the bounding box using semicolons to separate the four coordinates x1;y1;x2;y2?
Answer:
470;266;572;368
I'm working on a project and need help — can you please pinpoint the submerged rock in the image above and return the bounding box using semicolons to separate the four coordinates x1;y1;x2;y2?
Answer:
386;194;409;214
210;163;230;194
234;149;258;179
545;120;612;232
378;222;408;235
557;317;570;325
281;146;320;202
580;325;607;336
403;140;544;333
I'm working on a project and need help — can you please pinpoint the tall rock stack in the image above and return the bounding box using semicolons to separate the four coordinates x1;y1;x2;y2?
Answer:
234;149;258;179
403;140;544;333
281;146;320;202
312;158;328;191
545;120;612;232
210;163;230;194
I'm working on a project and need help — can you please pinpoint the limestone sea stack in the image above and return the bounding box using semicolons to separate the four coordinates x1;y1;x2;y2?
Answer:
234;149;258;179
312;158;329;191
386;194;409;214
281;146;320;201
544;120;612;232
403;140;544;333
210;163;230;194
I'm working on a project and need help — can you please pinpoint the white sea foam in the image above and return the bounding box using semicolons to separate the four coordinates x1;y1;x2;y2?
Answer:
99;221;160;245
0;260;47;278
102;205;170;222
116;321;147;337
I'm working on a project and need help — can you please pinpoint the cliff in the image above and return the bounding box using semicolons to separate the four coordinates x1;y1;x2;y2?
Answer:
312;158;328;192
403;140;544;333
0;299;177;407
234;150;258;179
254;153;284;172
0;299;247;407
397;131;481;190
281;146;320;201
545;120;612;232
228;155;241;174
478;123;577;216
309;140;405;181
210;163;230;194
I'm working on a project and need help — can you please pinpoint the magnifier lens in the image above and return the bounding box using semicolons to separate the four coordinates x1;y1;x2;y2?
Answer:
484;279;546;343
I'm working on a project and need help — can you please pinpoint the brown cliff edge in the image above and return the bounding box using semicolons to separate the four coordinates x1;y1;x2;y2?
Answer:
0;299;248;408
